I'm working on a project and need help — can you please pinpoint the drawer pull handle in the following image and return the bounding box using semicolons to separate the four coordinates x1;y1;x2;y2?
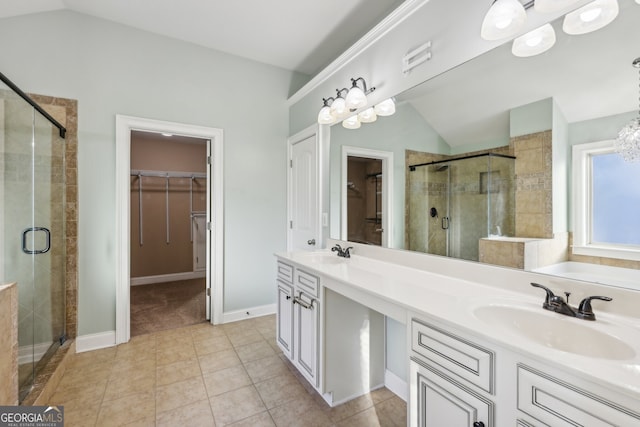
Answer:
294;295;314;310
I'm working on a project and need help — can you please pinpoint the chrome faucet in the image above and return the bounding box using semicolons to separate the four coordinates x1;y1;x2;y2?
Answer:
331;244;353;258
530;283;612;321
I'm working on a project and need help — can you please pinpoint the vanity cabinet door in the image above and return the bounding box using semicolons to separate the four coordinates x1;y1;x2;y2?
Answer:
410;359;493;427
295;290;319;387
276;280;294;359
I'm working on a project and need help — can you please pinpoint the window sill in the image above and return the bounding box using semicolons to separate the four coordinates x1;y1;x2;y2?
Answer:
572;245;640;262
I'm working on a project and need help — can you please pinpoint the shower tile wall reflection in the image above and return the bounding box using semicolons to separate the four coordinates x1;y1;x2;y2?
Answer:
406;149;516;262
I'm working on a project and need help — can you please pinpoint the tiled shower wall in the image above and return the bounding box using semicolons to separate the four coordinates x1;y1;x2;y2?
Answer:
31;94;78;341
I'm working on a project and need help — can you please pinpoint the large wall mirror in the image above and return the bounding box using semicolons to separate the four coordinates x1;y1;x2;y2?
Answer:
328;0;640;289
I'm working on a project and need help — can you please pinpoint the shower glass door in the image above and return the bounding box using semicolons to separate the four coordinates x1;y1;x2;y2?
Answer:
1;84;66;401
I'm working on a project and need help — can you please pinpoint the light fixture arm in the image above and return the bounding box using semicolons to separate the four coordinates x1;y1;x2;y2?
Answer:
335;88;349;99
322;97;335;107
350;77;376;95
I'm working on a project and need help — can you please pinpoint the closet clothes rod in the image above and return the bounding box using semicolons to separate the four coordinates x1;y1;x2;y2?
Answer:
130;169;206;179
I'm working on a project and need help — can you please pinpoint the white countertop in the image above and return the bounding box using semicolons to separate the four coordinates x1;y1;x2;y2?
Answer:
275;250;640;400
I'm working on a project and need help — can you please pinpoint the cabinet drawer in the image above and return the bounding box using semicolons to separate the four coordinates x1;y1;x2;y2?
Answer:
517;364;640;426
411;319;494;394
295;269;319;298
277;261;294;284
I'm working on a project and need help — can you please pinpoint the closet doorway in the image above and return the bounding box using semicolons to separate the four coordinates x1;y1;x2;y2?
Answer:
129;131;208;336
115;116;224;345
341;146;393;248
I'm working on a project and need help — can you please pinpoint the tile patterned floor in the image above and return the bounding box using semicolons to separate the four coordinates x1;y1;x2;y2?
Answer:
48;315;407;426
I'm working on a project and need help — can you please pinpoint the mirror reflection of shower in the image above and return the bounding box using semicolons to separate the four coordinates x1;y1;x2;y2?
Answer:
407;153;516;261
347;156;383;245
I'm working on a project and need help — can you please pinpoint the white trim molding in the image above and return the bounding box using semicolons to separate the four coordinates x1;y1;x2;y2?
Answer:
76;331;116;353
286;0;429;107
222;304;276;324
385;369;408;402
572;139;640;261
115;115;224;345
130;271;206;286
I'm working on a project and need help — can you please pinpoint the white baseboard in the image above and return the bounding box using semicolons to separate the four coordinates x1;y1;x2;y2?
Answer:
222;304;276;323
130;271;206;286
385;369;408;402
76;330;116;353
18;342;53;365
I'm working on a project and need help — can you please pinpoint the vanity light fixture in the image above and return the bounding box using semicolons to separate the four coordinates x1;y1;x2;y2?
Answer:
317;97;336;125
614;57;640;162
374;98;396;116
562;0;619;35
511;23;556;57
534;0;582;13
358;107;377;123
345;77;373;110
480;0;527;41
342;115;361;129
330;88;349;119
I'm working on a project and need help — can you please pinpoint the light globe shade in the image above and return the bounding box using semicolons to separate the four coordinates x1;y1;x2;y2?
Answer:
512;24;556;57
480;0;527;41
374;98;396;116
317;106;335;124
358;108;377;123
562;0;619;35
330;97;348;119
345;86;367;110
342;115;361;129
534;0;582;13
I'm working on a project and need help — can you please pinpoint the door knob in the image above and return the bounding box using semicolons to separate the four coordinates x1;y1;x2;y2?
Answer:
307;239;316;245
473;422;485;427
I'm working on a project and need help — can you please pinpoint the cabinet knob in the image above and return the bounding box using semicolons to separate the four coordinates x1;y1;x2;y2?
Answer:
307;238;316;245
473;422;485;427
286;295;291;300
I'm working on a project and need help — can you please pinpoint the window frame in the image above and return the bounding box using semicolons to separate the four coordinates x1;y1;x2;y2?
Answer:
572;139;640;261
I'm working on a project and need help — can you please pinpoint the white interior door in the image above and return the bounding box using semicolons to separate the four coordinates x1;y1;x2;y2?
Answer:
290;134;319;251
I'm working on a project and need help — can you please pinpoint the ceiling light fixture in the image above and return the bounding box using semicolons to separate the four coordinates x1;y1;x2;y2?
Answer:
480;0;527;41
562;0;619;35
511;23;556;57
614;57;640;162
534;0;582;13
374;98;396;116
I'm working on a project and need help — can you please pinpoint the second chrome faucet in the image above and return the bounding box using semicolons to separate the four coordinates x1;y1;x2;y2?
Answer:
531;282;612;321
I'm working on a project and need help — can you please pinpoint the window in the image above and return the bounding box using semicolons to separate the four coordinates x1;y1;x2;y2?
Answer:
573;140;640;260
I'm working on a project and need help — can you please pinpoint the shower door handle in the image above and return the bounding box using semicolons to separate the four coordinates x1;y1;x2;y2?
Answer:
441;217;449;230
22;227;51;254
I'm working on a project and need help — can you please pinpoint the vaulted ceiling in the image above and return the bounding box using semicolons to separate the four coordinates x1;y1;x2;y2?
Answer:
0;0;405;76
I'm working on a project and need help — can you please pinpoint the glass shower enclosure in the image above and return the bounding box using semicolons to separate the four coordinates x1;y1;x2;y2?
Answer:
407;153;516;262
0;73;66;401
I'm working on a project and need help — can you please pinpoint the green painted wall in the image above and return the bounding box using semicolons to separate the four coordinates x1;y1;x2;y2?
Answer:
0;10;301;335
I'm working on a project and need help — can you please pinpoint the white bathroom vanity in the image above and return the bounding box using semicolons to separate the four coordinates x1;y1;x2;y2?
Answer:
276;240;640;426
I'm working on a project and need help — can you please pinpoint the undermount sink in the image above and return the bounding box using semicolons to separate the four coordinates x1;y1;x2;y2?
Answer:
297;252;346;265
473;304;636;360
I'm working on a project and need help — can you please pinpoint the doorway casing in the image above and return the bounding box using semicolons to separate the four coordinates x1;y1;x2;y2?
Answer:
341;146;393;248
115;115;224;344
